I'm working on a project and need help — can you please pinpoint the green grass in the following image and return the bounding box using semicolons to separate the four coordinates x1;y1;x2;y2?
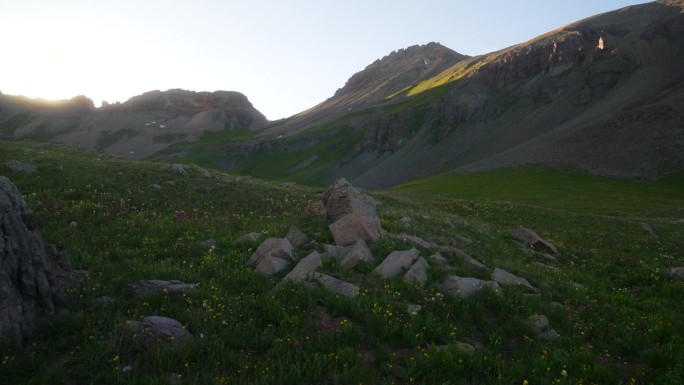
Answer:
1;141;683;384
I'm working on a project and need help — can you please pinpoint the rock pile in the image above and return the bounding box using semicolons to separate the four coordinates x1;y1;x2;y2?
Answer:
0;176;73;345
323;178;383;245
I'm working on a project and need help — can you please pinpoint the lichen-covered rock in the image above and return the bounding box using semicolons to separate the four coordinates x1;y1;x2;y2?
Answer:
0;176;73;345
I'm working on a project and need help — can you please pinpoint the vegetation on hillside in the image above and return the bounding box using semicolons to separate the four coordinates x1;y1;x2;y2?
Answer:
0;141;683;384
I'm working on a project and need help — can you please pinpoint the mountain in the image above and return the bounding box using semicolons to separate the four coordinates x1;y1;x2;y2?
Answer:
2;1;684;187
0;89;267;159
170;0;682;188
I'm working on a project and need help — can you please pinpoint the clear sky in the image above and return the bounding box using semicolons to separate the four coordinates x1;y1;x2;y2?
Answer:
1;0;649;120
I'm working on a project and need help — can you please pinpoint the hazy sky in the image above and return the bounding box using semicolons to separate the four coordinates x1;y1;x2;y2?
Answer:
1;0;648;120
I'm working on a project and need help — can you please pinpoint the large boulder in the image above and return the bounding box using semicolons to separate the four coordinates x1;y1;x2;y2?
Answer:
0;176;73;345
340;240;375;270
323;178;383;245
247;238;296;276
277;251;323;288
373;249;420;279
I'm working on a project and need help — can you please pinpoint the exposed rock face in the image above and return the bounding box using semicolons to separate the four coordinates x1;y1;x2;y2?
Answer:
323;178;383;245
0;176;73;344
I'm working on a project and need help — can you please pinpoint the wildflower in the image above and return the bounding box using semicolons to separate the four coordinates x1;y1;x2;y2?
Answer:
561;369;567;377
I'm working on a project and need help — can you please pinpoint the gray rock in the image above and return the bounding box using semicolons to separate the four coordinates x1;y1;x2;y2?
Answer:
452;234;474;246
439;275;502;299
404;257;430;285
329;213;382;246
663;266;684;281
306;272;359;298
125;280;196;297
323;178;383;245
526;314;561;341
125;316;193;347
340;240;374;269
440;246;490;277
5;160;37;174
198;238;217;251
512;227;558;254
394;233;438;250
234;232;263;243
152;184;162;190
254;256;290;276
323;244;350;262
278;251;322;286
406;303;422;315
373;249;420;278
455;342;476;353
639;222;657;238
0;176;73;345
400;217;412;227
285;225;310;248
246;238;295;268
428;252;449;266
491;268;537;292
169;164;188;175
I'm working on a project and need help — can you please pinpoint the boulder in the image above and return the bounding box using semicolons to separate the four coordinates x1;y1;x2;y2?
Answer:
5;160;37;174
323;178;382;245
306;272;360;298
125;316;193;347
340;240;374;270
323;244;350;262
440;246;490;277
198;238;217;251
246;238;295;268
394;233;438;250
304;200;326;218
511;227;558;254
428;252;449;266
254;256;291;276
234;232;263;243
491;268;537;293
277;251;322;286
286;225;310;248
169;164;188;175
404;257;430;285
125;280;196;298
0;176;73;345
663;266;684;281
373;249;420;278
526;314;561;341
439;275;501;299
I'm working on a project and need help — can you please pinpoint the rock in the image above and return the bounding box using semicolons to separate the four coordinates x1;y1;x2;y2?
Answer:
254;256;291;276
394;233;438;250
5;160;37;174
323;244;350;262
404;257;430;285
323;178;382;245
452;234;474;246
198;238;217;251
246;238;295;268
639;222;657;238
281;182;296;188
329;213;382;246
491;268;537;292
125;280;196;298
152;183;162;190
400;217;412;227
455;343;476;353
304;200;326;218
340;240;374;269
234;232;263;243
439;246;490;277
526;314;561;341
0;176;73;345
277;251;322;286
285;225;310;249
169;164;188;175
428;252;449;266
406;304;422;315
512;227;558;254
373;249;420;278
125;316;193;347
439;275;501;299
663;266;684;281
306;272;360;298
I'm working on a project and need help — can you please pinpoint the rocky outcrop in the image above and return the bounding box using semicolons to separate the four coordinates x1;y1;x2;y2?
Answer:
323;178;383;245
0;176;73;344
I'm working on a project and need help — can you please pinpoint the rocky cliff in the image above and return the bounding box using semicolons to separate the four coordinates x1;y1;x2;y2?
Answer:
0;176;73;345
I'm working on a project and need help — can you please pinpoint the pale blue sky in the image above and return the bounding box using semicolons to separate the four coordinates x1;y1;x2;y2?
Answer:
1;0;649;120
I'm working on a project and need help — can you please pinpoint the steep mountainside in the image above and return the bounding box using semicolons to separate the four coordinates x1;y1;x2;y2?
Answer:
0;89;267;159
172;0;683;188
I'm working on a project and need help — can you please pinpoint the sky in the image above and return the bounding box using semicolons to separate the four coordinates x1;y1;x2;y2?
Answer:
1;0;649;120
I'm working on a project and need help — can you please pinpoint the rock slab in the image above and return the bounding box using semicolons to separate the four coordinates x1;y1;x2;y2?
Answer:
0;176;73;345
125;280;196;298
439;275;501;299
512;227;558;254
374;249;420;279
125;316;193;347
491;268;537;293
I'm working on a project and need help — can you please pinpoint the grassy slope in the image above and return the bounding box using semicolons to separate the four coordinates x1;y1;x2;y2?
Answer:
1;141;683;384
